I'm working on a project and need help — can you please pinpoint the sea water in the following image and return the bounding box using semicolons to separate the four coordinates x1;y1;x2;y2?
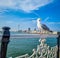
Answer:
0;32;57;58
6;37;57;58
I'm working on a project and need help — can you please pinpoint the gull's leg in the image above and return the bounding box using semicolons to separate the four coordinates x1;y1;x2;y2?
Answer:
41;29;43;34
39;29;41;34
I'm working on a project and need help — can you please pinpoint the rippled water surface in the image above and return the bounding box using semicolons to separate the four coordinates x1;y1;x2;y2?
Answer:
7;37;57;58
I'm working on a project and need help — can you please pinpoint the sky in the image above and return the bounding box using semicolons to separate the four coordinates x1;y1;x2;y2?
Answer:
0;0;60;31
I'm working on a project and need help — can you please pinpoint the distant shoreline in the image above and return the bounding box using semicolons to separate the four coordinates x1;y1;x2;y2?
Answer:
0;33;58;39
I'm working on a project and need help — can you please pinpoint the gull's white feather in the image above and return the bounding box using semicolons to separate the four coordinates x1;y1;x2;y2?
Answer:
37;18;42;30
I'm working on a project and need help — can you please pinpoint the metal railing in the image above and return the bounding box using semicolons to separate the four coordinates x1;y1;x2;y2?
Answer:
12;39;57;58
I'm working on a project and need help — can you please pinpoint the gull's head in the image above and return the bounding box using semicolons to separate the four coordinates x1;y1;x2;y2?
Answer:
37;18;41;23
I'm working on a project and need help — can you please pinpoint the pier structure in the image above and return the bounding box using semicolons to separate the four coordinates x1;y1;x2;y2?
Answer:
1;27;10;58
0;27;59;58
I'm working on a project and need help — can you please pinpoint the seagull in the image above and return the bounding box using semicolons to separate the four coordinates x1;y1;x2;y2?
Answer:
37;18;52;33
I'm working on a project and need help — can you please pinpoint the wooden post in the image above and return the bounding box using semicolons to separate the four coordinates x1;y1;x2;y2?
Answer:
1;27;10;58
57;32;60;58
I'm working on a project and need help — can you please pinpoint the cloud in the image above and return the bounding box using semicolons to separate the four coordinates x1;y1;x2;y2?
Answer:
0;0;53;12
6;21;14;24
32;20;36;23
46;22;60;24
44;17;50;21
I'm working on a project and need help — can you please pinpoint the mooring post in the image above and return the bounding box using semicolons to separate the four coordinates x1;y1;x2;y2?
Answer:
1;27;10;58
57;32;60;58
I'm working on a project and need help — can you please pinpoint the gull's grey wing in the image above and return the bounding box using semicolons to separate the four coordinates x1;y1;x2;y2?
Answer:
41;24;50;31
